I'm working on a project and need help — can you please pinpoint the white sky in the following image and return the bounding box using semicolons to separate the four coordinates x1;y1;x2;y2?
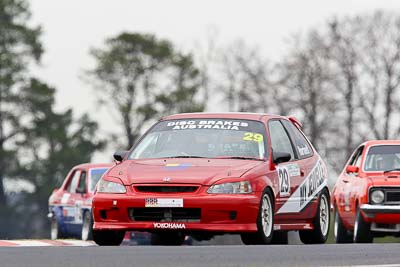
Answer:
28;0;400;162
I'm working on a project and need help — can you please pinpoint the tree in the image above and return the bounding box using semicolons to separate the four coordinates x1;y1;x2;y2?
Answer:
156;53;204;114
6;79;104;238
193;26;220;108
218;40;274;112
326;17;362;160
0;0;42;205
88;32;204;149
277;32;340;152
356;11;400;140
274;11;400;173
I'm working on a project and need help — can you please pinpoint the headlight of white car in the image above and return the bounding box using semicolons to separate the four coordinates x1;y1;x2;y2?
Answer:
97;179;126;193
207;181;252;194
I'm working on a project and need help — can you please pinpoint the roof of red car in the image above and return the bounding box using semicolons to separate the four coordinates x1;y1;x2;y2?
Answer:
362;140;400;147
73;163;114;169
161;112;284;121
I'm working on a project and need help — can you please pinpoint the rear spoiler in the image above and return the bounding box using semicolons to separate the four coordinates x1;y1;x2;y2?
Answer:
287;116;303;129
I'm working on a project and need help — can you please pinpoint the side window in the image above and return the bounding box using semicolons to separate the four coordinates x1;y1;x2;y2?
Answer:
281;120;313;159
77;171;87;193
268;120;295;160
67;170;81;193
354;154;363;168
349;147;364;168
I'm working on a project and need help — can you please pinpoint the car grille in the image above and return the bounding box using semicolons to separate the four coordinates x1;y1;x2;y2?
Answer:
385;191;400;203
129;208;201;222
134;186;199;193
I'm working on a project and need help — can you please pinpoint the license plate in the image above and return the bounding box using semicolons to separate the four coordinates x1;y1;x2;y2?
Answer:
145;198;183;208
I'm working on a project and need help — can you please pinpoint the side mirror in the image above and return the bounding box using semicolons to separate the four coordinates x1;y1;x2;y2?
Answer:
75;187;86;194
273;151;292;165
346;165;359;173
113;150;128;162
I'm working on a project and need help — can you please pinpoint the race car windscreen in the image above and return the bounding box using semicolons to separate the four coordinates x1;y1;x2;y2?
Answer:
90;168;109;192
129;119;267;160
364;145;400;172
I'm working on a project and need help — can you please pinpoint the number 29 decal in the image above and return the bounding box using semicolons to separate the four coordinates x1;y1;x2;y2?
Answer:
277;166;290;196
243;132;264;142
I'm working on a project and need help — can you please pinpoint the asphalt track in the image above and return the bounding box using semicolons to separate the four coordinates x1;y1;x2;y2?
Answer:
1;244;400;267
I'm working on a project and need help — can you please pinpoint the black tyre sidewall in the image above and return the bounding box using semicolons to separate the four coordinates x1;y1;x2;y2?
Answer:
81;211;93;241
51;216;63;240
255;188;274;244
353;207;373;243
300;189;330;244
334;208;352;243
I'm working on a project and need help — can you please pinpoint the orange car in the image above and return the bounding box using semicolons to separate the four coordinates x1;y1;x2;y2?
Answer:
332;140;400;243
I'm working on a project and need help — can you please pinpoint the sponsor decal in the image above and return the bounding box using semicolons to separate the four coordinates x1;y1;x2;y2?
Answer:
61;193;70;204
277;159;327;214
166;120;249;131
164;163;192;170
74;201;83;223
297;144;311;156
273;225;281;230
63;207;75;217
277;164;300;197
286;164;301;177
163;177;172;182
153;223;186;229
145;198;184;208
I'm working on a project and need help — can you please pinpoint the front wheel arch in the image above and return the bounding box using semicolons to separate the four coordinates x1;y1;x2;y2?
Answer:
240;186;275;245
263;185;275;205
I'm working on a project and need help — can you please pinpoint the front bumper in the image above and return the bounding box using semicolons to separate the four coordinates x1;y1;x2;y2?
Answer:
361;204;400;214
361;204;400;223
92;193;260;233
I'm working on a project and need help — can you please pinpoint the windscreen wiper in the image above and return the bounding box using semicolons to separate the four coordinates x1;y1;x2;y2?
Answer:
383;168;400;174
216;156;265;161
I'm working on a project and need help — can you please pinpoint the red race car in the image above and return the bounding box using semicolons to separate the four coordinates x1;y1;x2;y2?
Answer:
92;113;330;246
48;163;112;240
333;140;400;243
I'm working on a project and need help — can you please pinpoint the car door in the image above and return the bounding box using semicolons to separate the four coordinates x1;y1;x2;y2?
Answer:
340;146;364;226
63;169;85;234
279;119;317;219
68;170;87;235
268;119;304;218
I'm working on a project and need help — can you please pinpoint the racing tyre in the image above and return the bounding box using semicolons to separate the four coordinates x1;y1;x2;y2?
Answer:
81;211;93;241
240;188;274;245
150;232;185;246
334;208;352;243
299;190;330;244
353;207;373;243
50;215;63;240
93;230;125;246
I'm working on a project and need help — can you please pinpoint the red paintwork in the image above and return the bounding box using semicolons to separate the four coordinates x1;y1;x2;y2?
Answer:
49;163;113;209
93;113;328;233
332;140;400;229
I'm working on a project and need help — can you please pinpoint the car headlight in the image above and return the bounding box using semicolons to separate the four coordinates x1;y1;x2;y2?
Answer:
370;189;384;204
97;179;126;193
207;181;252;194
